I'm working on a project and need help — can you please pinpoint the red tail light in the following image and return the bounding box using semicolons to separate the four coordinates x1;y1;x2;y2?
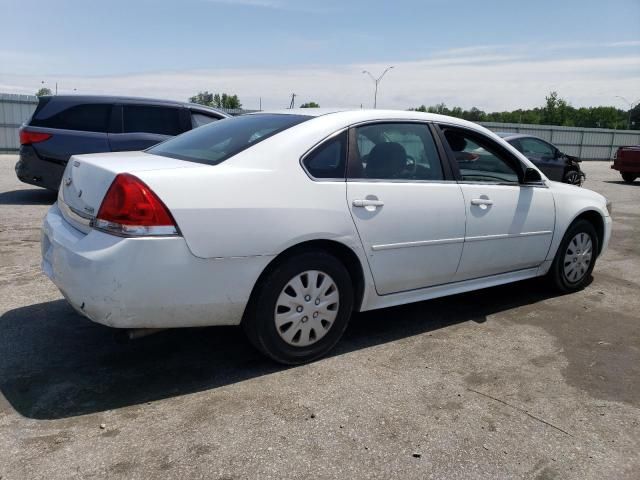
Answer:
94;174;179;236
20;128;52;145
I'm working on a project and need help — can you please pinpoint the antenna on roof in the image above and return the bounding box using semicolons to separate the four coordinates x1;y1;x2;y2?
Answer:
289;93;297;109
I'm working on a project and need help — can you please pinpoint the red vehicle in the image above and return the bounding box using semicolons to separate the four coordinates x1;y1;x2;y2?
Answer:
612;146;640;183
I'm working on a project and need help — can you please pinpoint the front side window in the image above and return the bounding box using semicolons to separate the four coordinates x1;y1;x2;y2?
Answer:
442;128;520;183
302;132;347;179
148;113;311;165
349;123;443;181
519;137;555;159
123;105;183;135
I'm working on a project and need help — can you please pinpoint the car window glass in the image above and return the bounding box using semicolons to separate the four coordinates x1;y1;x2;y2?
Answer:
519;138;555;158
148;114;311;165
30;103;111;133
303;132;346;179
349;123;443;181
443;129;519;183
191;112;219;128
123;105;183;135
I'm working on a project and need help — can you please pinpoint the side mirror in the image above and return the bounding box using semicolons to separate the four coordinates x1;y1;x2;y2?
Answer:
523;167;543;184
554;149;564;159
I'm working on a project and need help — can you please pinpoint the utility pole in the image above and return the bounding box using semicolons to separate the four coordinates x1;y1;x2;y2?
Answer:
362;66;394;108
289;93;297;109
615;96;640;130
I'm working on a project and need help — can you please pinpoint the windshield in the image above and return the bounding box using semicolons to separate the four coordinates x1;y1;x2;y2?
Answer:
148;113;311;165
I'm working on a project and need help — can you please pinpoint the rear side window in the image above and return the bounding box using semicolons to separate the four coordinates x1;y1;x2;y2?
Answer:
123;105;183;135
192;112;220;128
303;132;347;179
148;114;311;165
31;103;111;133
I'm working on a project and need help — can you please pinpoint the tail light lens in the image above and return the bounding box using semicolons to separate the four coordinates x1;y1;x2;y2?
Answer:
20;128;52;145
94;173;179;236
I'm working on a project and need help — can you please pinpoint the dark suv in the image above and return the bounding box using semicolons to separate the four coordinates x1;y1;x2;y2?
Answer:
15;95;229;191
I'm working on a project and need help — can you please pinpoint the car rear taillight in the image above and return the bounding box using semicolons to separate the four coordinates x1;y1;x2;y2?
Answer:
94;173;179;236
19;128;52;145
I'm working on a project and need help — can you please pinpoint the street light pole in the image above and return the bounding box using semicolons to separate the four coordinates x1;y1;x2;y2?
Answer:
615;96;640;130
362;66;394;109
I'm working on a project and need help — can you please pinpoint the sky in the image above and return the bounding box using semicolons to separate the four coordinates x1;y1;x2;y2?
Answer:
0;0;639;111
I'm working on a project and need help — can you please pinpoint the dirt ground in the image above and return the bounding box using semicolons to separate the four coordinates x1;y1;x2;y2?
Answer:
0;155;638;479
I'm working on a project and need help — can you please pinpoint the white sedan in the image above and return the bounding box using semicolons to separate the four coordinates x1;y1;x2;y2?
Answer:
42;109;612;364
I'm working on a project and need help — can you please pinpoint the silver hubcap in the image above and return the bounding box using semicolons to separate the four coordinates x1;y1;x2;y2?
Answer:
563;233;593;283
274;270;339;347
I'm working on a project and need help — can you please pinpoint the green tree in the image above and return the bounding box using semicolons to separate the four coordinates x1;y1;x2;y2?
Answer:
409;91;636;129
189;91;242;109
213;93;242;109
189;91;214;106
36;87;52;97
300;102;320;108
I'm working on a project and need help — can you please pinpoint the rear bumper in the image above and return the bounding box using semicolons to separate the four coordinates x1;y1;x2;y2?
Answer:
42;203;274;328
611;159;640;173
15;146;65;191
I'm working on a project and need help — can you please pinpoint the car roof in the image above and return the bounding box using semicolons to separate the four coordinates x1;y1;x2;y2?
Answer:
39;95;229;116
255;108;491;130
496;132;546;142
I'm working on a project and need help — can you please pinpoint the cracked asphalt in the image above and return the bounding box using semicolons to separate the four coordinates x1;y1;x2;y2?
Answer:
0;155;638;479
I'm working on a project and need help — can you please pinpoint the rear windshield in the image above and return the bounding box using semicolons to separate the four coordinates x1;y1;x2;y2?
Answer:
147;114;311;165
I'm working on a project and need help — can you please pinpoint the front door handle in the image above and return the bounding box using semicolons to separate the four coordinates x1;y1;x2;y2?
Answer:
353;199;385;208
470;198;494;206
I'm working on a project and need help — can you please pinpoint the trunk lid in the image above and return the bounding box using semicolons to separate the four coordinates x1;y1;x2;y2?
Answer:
59;151;202;233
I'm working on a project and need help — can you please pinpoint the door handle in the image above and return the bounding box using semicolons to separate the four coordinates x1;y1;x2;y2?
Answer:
353;199;384;208
470;198;494;206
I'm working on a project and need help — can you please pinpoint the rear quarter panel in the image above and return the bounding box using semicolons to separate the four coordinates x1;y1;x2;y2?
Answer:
134;118;365;261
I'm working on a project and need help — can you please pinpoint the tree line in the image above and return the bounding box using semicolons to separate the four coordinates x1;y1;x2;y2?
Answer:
411;92;640;130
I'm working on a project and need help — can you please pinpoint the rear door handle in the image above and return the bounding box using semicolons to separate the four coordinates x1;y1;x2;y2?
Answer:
353;199;384;208
470;198;494;206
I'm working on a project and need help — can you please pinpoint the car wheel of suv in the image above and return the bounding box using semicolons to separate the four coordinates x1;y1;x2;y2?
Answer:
564;169;583;186
549;219;598;293
621;173;637;183
243;251;354;365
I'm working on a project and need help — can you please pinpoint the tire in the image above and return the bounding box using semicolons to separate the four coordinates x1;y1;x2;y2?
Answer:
243;251;354;365
548;219;598;293
621;173;637;183
564;169;583;186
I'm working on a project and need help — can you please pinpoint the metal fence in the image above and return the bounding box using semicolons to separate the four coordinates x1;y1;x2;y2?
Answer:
480;122;640;161
0;93;37;153
1;92;639;158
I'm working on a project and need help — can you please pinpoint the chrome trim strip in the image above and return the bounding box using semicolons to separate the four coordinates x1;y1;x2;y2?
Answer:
465;230;553;242
58;200;93;228
371;230;552;251
372;237;465;251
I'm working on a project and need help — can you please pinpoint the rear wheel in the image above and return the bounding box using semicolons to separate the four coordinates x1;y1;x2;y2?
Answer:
548;220;598;293
243;251;354;365
621;173;637;183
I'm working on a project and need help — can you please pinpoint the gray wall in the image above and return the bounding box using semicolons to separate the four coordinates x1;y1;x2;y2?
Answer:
0;93;37;153
480;122;640;161
1;92;638;159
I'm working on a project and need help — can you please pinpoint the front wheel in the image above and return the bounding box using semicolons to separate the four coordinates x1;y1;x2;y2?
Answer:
243;251;354;365
548;220;598;293
621;173;637;183
564;169;583;186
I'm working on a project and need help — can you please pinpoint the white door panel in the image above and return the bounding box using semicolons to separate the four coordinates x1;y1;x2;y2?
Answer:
455;184;555;281
347;182;466;295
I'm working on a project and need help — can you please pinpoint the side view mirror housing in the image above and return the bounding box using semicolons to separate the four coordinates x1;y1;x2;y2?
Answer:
523;167;543;184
